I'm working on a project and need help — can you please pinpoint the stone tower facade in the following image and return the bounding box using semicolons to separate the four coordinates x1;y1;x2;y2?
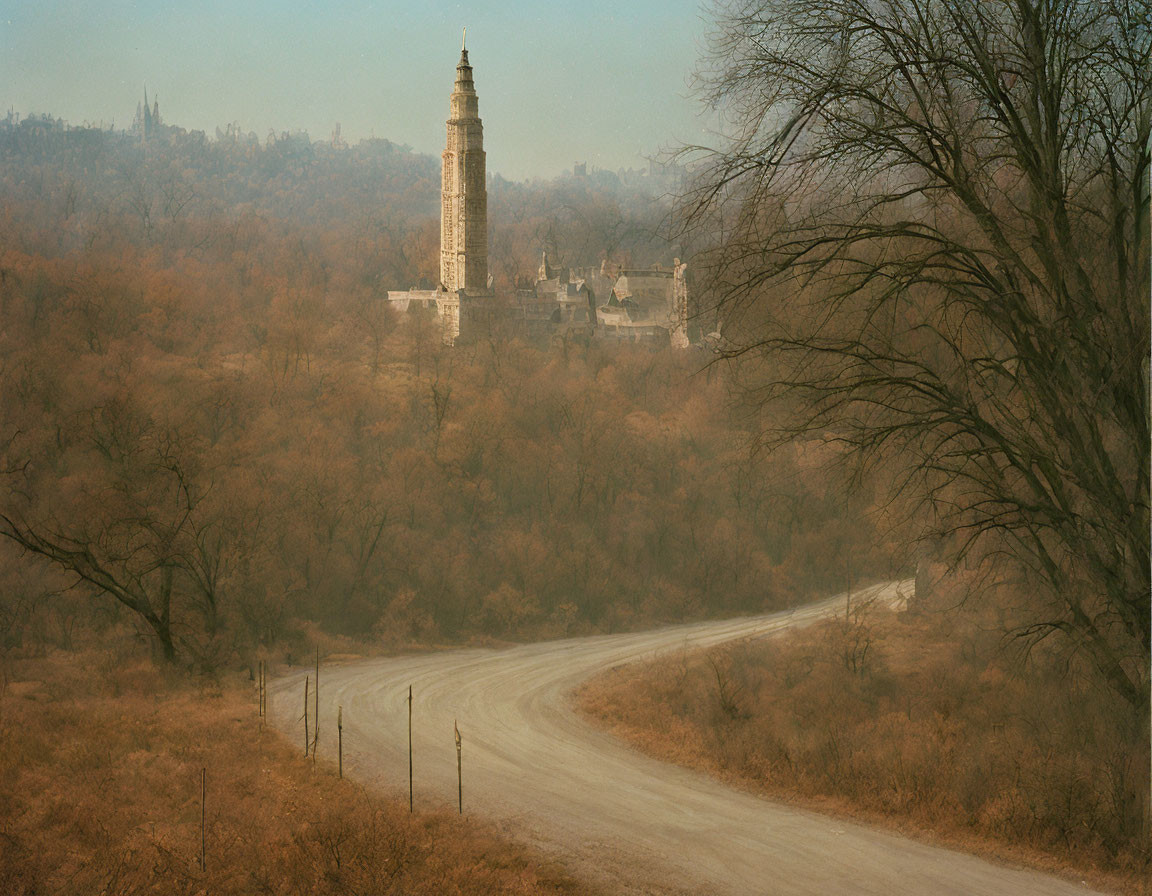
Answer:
439;40;488;294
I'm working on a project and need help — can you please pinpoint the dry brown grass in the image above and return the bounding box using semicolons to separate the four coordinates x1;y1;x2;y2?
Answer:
0;643;593;896
578;605;1150;896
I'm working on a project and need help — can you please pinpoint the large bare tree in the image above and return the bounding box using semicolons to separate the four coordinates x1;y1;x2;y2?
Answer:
680;0;1149;714
1;411;236;664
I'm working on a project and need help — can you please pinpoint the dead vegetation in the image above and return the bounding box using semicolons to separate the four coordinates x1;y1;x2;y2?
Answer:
0;643;592;896
579;600;1150;895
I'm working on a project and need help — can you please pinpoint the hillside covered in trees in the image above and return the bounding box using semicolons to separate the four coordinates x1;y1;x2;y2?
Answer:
0;113;895;666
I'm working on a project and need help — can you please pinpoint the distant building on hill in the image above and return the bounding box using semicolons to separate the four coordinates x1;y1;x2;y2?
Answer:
132;88;163;140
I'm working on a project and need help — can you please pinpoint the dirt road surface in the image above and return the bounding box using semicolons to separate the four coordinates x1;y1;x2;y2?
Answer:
269;581;1106;895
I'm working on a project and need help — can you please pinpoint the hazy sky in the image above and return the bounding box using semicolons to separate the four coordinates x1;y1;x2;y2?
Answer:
1;0;719;180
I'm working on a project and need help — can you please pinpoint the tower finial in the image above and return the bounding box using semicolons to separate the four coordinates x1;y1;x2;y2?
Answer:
462;27;466;52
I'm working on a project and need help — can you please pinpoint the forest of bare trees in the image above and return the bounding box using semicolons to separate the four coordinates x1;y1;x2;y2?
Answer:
0;112;896;668
673;0;1149;847
0;2;1147;876
683;0;1148;713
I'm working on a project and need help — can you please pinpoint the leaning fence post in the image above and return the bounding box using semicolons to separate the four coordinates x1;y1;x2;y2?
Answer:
455;719;462;815
313;647;320;764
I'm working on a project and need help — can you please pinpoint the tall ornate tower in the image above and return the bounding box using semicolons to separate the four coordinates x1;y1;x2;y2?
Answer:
439;34;488;294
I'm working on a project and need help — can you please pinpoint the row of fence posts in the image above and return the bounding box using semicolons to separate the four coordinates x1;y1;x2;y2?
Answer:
197;652;462;877
264;651;464;813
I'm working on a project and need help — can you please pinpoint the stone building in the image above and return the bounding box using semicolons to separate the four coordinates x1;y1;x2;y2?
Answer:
388;34;493;345
514;252;601;339
389;35;690;347
595;260;689;344
521;253;689;345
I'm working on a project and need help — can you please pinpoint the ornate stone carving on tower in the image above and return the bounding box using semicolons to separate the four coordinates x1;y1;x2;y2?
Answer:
440;33;488;296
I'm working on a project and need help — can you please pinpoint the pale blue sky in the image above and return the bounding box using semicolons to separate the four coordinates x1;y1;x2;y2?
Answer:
1;0;718;179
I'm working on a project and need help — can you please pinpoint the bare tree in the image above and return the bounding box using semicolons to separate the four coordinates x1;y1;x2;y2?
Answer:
1;419;234;663
680;0;1149;717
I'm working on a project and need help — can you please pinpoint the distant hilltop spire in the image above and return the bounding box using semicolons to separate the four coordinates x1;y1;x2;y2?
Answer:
460;27;468;64
133;85;162;139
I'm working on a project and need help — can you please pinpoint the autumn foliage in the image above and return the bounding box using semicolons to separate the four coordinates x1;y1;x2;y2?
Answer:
0;115;896;665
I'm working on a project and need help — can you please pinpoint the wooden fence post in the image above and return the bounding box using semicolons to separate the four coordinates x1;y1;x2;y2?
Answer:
455;719;462;815
313;647;319;764
408;685;413;813
200;767;206;872
337;704;343;779
304;676;310;757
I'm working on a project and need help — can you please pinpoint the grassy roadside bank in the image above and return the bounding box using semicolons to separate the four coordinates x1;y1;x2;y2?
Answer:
577;605;1148;896
0;644;593;896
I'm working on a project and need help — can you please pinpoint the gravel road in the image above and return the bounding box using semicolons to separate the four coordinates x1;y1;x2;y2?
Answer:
269;580;1106;895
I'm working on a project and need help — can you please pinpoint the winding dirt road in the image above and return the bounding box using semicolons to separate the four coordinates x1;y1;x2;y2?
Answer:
269;581;1106;895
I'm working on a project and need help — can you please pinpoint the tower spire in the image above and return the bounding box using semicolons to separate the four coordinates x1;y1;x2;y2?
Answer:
440;38;487;297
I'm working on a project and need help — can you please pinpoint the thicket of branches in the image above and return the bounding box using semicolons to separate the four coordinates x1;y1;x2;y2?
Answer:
681;0;1149;718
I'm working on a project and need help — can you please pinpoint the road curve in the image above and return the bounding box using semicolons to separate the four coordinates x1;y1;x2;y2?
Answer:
269;581;1105;896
